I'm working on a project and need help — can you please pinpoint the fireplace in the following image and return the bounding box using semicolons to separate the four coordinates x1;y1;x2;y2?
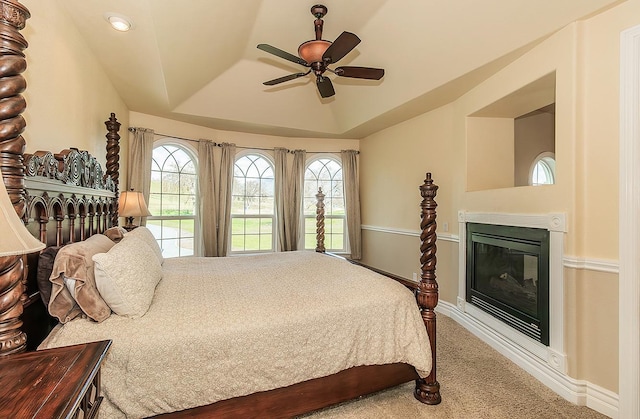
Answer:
466;223;550;345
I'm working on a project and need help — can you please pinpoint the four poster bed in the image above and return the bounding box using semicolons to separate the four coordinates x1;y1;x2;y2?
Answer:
0;2;441;418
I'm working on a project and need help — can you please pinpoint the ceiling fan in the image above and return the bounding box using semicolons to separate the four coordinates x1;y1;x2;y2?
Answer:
257;4;384;99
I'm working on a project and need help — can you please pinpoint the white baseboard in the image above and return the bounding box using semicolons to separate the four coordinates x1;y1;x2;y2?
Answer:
435;301;619;418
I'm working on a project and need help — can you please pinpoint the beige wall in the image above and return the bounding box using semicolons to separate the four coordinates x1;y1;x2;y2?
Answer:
360;0;640;393
127;112;358;190
466;117;514;191
129;112;358;157
21;0;129;177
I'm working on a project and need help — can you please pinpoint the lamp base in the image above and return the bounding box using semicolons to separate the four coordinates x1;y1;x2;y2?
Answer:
123;217;138;232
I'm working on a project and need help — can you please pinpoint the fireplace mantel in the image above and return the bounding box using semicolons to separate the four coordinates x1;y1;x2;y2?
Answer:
457;211;567;373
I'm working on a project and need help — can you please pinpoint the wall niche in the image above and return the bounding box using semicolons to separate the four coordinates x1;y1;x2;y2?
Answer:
466;72;556;191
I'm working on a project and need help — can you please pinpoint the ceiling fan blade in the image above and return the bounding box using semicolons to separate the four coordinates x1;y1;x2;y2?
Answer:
322;31;361;64
257;44;309;66
263;71;311;86
334;66;384;80
316;75;335;98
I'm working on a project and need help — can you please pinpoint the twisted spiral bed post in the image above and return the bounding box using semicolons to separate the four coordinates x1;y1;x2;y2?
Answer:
0;0;31;356
414;172;442;404
315;188;325;253
105;112;120;226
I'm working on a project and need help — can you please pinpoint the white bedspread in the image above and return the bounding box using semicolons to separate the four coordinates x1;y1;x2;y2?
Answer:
40;251;431;418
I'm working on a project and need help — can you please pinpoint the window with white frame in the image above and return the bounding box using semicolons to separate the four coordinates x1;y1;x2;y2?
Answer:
231;153;275;253
530;152;556;186
147;144;197;257
303;157;345;251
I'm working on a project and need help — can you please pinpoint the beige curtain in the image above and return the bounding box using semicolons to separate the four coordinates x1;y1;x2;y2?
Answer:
275;148;306;251
274;148;289;251
289;149;306;250
216;142;235;256
128;128;155;226
198;141;218;256
341;150;362;260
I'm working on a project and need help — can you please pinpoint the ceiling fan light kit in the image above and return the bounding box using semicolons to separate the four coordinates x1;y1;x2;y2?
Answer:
257;4;384;99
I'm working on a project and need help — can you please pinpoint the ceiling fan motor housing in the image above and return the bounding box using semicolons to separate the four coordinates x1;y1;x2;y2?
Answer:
311;5;328;18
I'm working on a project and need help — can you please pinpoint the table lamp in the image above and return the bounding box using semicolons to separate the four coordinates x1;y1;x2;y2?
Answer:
118;189;152;231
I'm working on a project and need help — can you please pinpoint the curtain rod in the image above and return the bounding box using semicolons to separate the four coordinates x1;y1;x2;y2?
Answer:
127;127;359;154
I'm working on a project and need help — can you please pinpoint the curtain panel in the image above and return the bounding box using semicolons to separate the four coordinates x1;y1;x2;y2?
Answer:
341;150;362;260
289;149;306;251
198;141;218;256
275;148;306;251
216;142;236;256
128;128;155;226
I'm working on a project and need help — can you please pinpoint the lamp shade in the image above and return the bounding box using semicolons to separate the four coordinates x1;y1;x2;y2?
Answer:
0;170;45;257
118;190;152;218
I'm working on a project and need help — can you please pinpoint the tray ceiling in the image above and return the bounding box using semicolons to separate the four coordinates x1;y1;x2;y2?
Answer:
59;0;621;138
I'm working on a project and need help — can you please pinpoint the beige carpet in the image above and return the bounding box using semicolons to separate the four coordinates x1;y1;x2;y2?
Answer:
303;315;607;419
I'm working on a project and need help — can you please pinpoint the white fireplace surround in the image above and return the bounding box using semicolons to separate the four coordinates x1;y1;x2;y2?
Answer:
457;211;567;374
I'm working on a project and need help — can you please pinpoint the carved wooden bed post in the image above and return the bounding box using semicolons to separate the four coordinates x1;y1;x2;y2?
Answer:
105;113;120;226
414;172;442;404
0;0;31;356
315;187;325;253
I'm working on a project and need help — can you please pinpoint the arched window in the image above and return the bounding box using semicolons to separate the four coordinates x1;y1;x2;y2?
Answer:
231;153;275;253
303;157;345;251
530;152;556;186
148;144;198;257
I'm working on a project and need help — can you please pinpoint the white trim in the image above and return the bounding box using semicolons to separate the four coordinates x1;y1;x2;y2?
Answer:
361;224;459;242
458;210;567;232
457;210;567;373
361;224;420;237
563;256;619;274
619;23;640;419
437;301;618;418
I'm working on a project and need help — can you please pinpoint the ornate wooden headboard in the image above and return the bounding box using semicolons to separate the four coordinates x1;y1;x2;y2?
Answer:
0;0;122;354
1;114;122;353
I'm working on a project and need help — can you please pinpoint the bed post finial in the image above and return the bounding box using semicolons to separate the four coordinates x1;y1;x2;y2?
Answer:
0;0;31;356
414;172;441;404
315;188;325;253
105;113;120;226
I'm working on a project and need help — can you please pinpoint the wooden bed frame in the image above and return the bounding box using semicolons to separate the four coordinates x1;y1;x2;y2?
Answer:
0;1;441;416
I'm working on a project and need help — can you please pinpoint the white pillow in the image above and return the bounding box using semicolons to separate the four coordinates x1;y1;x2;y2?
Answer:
93;235;162;318
126;226;164;264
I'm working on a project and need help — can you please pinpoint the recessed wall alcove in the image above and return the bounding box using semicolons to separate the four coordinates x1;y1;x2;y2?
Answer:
466;72;556;191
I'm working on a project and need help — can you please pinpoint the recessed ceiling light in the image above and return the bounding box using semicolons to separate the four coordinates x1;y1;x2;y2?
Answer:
105;13;132;32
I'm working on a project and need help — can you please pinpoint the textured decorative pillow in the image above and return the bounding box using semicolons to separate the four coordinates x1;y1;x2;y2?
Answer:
93;235;163;318
36;245;63;308
48;234;115;323
127;226;163;264
103;226;128;243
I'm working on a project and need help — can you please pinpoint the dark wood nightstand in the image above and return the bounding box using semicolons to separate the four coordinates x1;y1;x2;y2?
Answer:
0;339;111;419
